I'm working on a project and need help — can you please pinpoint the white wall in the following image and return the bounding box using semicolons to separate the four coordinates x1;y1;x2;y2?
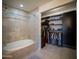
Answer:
29;9;41;50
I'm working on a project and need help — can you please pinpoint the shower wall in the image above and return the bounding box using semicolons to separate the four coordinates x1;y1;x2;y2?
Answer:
2;5;31;45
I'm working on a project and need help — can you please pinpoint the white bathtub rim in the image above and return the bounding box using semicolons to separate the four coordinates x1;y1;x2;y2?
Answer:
3;39;34;53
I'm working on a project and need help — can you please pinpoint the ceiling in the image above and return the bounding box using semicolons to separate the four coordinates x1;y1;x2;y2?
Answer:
3;0;53;13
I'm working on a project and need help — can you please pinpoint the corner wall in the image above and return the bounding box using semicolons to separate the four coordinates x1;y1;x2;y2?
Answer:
29;9;41;50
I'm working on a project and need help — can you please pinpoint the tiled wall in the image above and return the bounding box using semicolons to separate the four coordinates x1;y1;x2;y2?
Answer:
2;6;31;45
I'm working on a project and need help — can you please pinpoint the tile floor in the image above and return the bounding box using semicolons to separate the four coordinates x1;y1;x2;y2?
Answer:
23;44;76;59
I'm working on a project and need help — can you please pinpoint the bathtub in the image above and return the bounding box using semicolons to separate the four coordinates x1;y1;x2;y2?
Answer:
3;39;35;59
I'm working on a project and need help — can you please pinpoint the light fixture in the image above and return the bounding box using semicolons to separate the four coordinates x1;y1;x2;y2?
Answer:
20;4;23;7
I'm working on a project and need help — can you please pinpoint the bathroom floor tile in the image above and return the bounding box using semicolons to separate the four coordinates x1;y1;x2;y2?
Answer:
23;44;76;59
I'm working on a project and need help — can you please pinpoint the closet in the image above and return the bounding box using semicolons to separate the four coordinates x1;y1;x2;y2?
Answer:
41;14;63;48
41;11;76;49
48;15;63;46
